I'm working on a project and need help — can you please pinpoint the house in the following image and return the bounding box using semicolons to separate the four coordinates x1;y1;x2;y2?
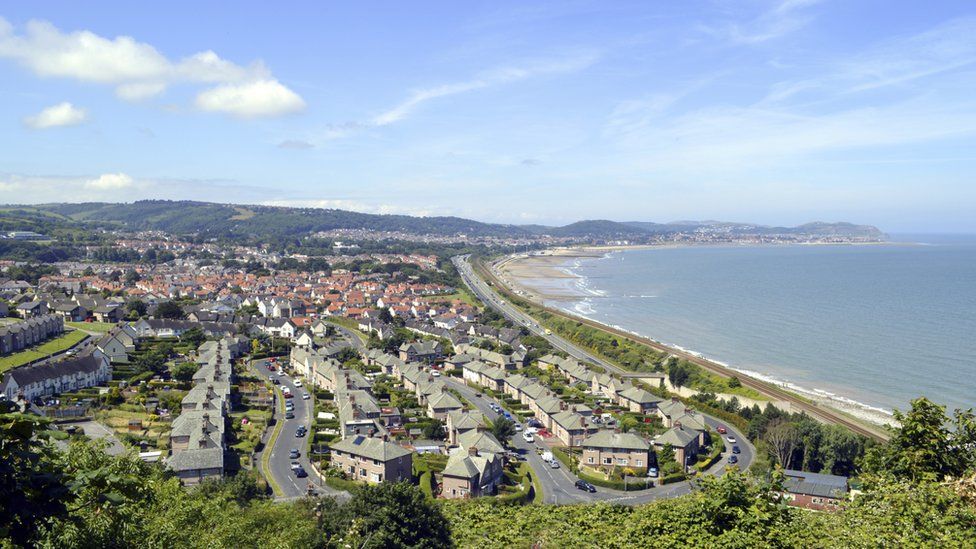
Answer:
441;447;504;499
92;305;123;323
657;398;690;428
165;447;224;485
52;301;87;322
653;423;701;466
549;410;597;447
398;340;442;363
780;470;849;511
445;410;486;445
616;387;663;414
426;390;464;420
16;300;48;318
1;350;111;402
330;435;413;484
456;429;505;455
294;330;315;348
580;432;651;472
95;330;131;362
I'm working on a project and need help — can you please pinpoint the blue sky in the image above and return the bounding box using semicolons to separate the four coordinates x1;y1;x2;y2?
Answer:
1;1;975;232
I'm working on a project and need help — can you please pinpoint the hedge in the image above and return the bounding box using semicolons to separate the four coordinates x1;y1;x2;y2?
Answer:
577;468;654;491
324;475;364;493
661;472;688;485
551;447;578;473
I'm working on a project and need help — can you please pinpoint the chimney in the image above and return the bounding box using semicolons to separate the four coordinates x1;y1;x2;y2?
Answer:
468;446;479;457
671;397;679;403
382;434;389;442
674;421;682;429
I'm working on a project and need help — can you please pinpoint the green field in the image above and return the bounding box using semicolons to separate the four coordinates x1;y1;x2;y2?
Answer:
67;321;117;333
0;330;89;372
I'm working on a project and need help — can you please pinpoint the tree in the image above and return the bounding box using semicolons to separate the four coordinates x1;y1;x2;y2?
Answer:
378;307;394;324
421;419;446;440
668;361;691;389
170;362;198;383
764;419;800;469
181;327;206;347
127;299;147;318
727;376;741;388
490;417;516;445
341;482;452;549
124;270;141;284
863;397;976;481
155;301;184;319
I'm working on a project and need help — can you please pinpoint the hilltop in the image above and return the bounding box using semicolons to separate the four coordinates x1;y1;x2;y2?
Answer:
2;201;886;242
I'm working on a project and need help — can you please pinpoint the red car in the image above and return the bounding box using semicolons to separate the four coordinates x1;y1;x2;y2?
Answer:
717;426;727;434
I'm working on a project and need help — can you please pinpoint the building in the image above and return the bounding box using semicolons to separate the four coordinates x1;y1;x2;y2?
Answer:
580;432;651;472
781;470;849;511
330;435;413;484
1;350;111;402
441;447;504;499
653;423;701;466
616;387;663;414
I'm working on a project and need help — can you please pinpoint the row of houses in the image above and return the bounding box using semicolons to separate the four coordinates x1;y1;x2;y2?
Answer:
0;314;65;356
1;348;112;403
166;338;242;485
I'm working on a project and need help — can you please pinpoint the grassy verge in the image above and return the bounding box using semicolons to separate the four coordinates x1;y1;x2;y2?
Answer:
325;317;367;342
0;330;89;372
67;321;117;334
259;386;285;496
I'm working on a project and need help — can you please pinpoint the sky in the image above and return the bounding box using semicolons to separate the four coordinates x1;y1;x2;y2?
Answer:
1;1;975;232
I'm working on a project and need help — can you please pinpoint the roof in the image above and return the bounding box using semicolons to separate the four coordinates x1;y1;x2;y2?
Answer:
442;449;499;479
618;387;663;405
457;429;505;454
655;425;699;448
167;447;224;471
331;435;412;461
582;431;650;451
783;469;849;498
2;354;106;388
427;391;463;410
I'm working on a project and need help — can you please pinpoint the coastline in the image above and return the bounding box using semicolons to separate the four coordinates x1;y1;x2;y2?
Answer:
493;249;899;429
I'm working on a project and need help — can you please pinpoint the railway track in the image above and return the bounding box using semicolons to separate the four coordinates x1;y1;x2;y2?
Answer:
471;255;890;442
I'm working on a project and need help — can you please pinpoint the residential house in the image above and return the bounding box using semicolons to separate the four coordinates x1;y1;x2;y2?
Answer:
330;435;413;484
580;432;651;472
441;447;504;499
781;470;850;511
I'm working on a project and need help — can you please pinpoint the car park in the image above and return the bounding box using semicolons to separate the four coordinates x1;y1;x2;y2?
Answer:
575;480;597;493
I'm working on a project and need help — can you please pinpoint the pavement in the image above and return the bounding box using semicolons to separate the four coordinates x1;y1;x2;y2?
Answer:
449;254;757;504
55;419;126;456
250;358;344;500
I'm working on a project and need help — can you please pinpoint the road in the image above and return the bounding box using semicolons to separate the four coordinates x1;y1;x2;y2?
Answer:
251;358;343;500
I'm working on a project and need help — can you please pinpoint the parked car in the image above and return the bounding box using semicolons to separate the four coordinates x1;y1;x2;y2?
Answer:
293;467;308;478
294;380;303;387
272;378;280;385
717;426;727;434
727;455;739;464
726;435;737;444
732;445;741;454
648;467;659;478
289;449;300;459
283;392;294;399
550;460;560;469
514;423;523;431
575;480;597;493
285;411;295;419
522;432;535;443
302;392;310;400
431;371;441;377
295;427;306;437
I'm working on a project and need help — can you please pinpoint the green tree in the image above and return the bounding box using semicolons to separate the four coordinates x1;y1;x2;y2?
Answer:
422;419;446;440
668;361;692;389
155;301;184;319
341;482;452;549
127;299;147;319
490;417;516;445
170;362;198;383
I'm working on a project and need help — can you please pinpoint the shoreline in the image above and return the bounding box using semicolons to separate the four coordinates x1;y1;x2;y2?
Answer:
493;250;898;429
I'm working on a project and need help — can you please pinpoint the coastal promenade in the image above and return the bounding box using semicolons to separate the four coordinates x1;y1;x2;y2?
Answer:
455;254;888;442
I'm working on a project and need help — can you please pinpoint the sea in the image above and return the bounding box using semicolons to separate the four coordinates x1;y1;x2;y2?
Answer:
522;235;976;423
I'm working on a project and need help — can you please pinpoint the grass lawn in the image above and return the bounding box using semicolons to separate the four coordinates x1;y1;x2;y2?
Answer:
0;330;89;373
325;317;368;342
422;289;482;308
67;321;117;333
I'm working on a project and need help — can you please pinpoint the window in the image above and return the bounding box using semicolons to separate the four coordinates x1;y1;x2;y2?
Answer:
636;460;643;467
617;458;628;465
360;468;367;477
587;457;594;464
603;457;613;465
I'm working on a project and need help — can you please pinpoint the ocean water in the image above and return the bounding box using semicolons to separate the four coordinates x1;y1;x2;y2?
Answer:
534;237;976;418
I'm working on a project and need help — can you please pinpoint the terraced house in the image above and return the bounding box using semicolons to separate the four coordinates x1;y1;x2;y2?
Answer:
330;435;413;484
0;314;64;356
1;349;111;402
580;431;651;472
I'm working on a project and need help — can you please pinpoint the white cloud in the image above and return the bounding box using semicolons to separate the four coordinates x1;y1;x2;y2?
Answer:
23;102;87;128
262;198;435;217
86;172;134;189
195;79;306;118
705;0;824;45
0;16;303;117
371;54;597;126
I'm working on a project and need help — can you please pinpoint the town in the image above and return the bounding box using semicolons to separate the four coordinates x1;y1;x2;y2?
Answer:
0;225;850;512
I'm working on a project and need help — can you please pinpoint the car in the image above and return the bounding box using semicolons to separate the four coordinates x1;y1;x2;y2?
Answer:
302;392;310;400
717;426;727;434
726;435;737;444
522;432;535;443
294;380;303;387
575;480;597;493
283;392;294;399
514;423;523;431
272;378;280;385
295;428;306;437
277;370;286;377
732;445;741;454
648;467;659;478
550;460;560;469
293;467;308;478
475;392;483;398
727;455;739;464
285;411;295;419
289;449;300;459
290;461;302;470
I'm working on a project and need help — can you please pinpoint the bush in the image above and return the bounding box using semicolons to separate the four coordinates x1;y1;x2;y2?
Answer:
577;468;654;491
661;472;688;484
